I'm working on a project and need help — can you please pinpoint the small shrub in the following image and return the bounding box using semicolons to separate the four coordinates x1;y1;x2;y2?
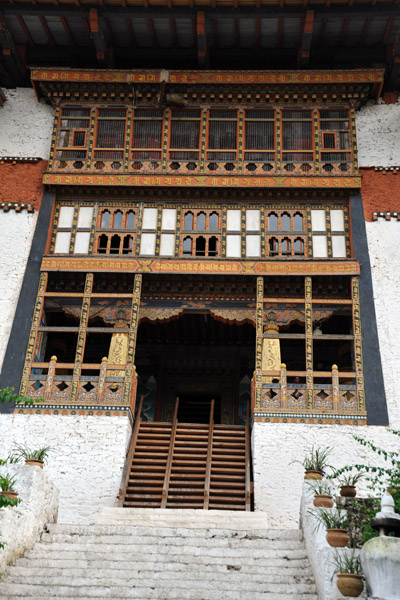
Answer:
0;473;17;491
331;549;362;577
12;444;52;464
292;446;333;474
309;507;349;531
306;479;334;496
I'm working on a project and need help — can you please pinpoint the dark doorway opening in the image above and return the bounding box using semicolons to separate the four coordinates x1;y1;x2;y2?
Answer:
135;310;255;425
178;394;221;424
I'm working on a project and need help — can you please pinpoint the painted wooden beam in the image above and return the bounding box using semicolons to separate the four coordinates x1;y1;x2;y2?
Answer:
297;9;314;67
197;11;208;68
89;7;112;67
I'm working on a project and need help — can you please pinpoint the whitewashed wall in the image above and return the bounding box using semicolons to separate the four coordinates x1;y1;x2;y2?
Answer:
252;423;399;528
356;98;400;167
0;414;132;524
366;219;400;427
0;88;54;159
0;211;37;371
0;464;58;575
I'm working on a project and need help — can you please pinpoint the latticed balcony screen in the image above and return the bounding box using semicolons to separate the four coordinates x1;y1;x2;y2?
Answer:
132;109;163;162
170;110;201;161
51;106;356;176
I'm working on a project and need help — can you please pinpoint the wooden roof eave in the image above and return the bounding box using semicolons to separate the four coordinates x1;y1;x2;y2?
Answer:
30;67;385;105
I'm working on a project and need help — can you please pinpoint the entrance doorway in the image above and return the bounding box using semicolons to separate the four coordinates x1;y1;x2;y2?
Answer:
119;311;255;510
134;311;255;425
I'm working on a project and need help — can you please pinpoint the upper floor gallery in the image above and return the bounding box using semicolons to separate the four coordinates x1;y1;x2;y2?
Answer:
31;67;384;189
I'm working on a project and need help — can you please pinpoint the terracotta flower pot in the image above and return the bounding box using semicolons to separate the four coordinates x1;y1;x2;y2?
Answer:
336;573;363;597
0;490;18;501
25;459;44;469
326;528;350;547
340;485;356;497
304;469;323;480
313;494;334;508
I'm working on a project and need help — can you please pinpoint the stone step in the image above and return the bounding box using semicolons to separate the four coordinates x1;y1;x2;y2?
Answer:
46;523;298;540
0;511;317;600
5;565;313;578
2;574;317;592
13;556;312;570
39;534;305;550
0;583;318;599
0;593;318;600
24;545;308;560
96;507;270;529
43;525;302;544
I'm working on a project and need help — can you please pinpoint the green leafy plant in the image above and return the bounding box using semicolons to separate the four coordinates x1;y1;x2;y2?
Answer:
306;479;334;496
0;495;21;508
0;454;21;466
0;387;35;406
309;507;349;531
292;445;333;474
12;443;52;464
0;473;18;491
329;431;400;496
331;549;363;578
327;431;400;544
337;471;365;487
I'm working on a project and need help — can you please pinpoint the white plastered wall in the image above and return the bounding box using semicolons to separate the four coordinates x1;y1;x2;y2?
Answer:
356;97;400;167
0;414;132;524
253;217;400;528
0;210;37;371
0;88;54;159
0;88;53;369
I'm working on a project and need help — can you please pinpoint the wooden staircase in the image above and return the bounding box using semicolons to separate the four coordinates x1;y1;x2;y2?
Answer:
120;397;252;510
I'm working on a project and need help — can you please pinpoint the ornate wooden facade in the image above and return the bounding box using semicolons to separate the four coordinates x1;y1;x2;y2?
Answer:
16;67;384;426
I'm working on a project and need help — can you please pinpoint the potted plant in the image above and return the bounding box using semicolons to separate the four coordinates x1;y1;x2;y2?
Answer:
338;471;365;498
310;507;350;547
293;446;333;479
332;549;364;597
12;443;52;469
307;479;335;508
0;473;18;501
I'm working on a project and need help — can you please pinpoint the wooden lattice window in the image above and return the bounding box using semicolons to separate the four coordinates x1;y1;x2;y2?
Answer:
55;108;90;167
244;109;275;170
181;209;222;258
265;210;307;258
207;109;238;169
282;110;313;170
319;110;351;173
169;109;201;164
94;108;126;167
131;109;163;163
95;207;137;255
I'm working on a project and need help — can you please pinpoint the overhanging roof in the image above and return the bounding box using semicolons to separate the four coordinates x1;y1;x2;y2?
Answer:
0;1;400;89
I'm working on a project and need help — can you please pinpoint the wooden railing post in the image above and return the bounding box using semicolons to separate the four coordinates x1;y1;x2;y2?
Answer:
203;398;215;510
97;357;108;404
244;400;252;511
332;364;339;412
161;397;179;509
44;355;57;402
119;394;144;506
280;363;287;409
